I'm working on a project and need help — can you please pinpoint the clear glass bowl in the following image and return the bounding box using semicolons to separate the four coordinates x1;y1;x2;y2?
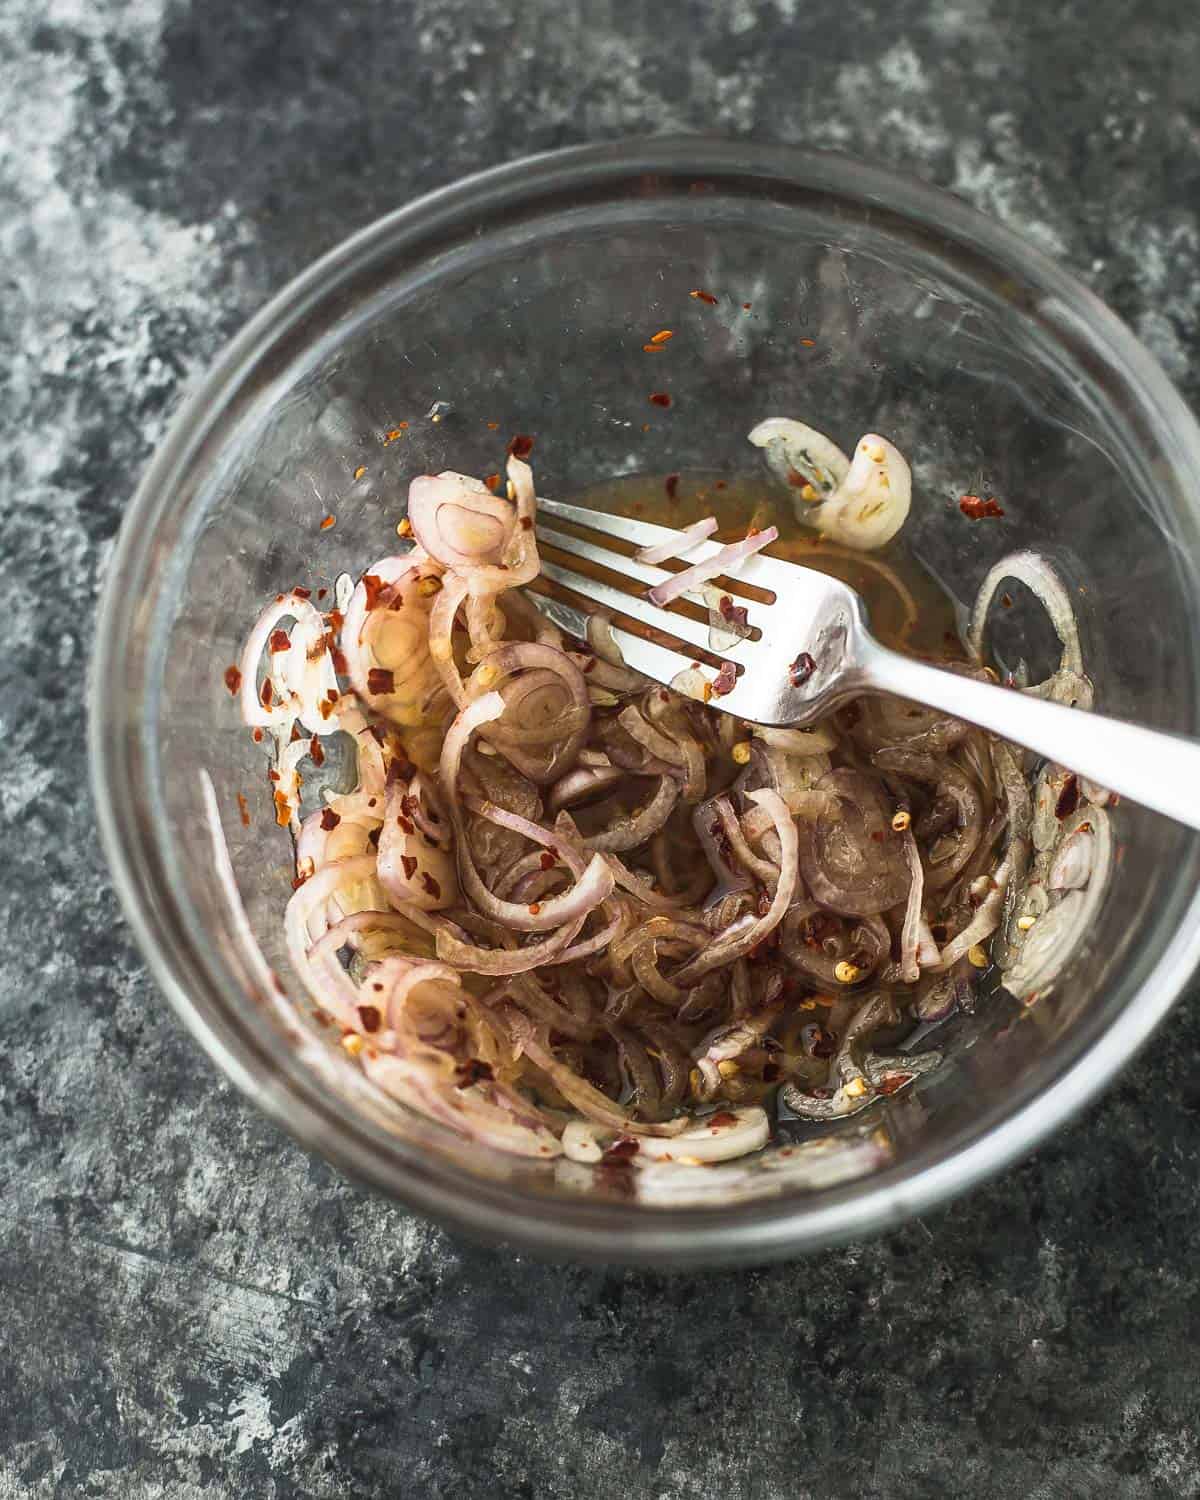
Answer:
90;140;1200;1265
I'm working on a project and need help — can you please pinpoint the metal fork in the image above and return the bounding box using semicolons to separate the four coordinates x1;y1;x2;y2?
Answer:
532;497;1200;831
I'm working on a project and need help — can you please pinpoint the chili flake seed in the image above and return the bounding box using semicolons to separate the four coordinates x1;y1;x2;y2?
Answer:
319;514;336;531
843;1077;869;1099
959;494;1005;520
891;809;912;832
367;667;395;695
486;421;499;431
1055;773;1080;820
648;391;672;408
396;517;413;538
416;574;443;597
236;793;250;827
689;288;718;304
353;465;366;480
800;337;816;347
731;740;752;765
507;433;535;460
642;343;666;353
967;944;990;969
834;960;862;985
223;665;242;695
789;652;817;687
1017;915;1038;932
716;1059;740;1079
342;1033;365;1056
650;329;674;344
528;902;542;916
664;473;680;501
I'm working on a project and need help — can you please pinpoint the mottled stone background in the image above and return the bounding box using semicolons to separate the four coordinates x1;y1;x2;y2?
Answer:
2;1;1199;1495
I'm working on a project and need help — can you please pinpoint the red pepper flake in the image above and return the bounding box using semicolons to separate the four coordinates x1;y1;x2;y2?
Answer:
709;1111;738;1128
800;337;816;347
326;688;340;703
319;808;341;831
484;473;501;493
400;794;418;815
811;1029;838;1060
396;815;415;835
266;629;291;655
789;652;816;687
268;769;280;783
715;480;727;490
260;678;274;708
649;329;673;344
582;657;596;674
877;1073;913;1096
642;343;667;354
648;391;672;408
528;902;542;916
358;1005;382;1034
362;575;387;611
507;433;535;460
273;790;291;827
959;494;1005;520
400;855;418;880
456;1058;495;1088
367;826;381;848
291;872;311;890
742;302;752;311
1000;592;1013;609
223;665;242;696
421;872;442;900
293;587;312;600
689;289;718;305
384;428;404;443
602;1138;640;1164
317;587;328;600
319;514;336;531
289;722;304;744
756;887;771;916
236;793;250;827
1055;774;1080;820
520;516;532;530
252;727;264;743
367;667;395;695
539;851;557;871
309;736;325;767
717;594;749;629
331;647;349;676
664;473;680;502
713;660;737;697
353;465;366;480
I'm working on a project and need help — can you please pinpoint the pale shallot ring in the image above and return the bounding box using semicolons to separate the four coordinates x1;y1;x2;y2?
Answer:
463;456;539;598
435;918;587;975
584;776;679;853
647;526;779;608
635;515;718;566
428;572;473;708
238;591;333;730
407;470;516;568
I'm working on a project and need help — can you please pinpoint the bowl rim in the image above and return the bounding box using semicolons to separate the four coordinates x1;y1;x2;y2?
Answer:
90;137;1200;1265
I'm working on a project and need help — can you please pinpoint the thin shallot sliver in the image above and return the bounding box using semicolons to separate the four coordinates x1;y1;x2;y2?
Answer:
647;527;778;608
635;516;718;566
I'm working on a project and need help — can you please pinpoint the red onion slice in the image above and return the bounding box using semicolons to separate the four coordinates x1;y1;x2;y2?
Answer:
635;515;718;566
647;527;778;608
672;790;797;985
440;692;614;932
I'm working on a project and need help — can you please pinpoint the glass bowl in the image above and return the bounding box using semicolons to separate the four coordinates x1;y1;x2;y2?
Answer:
90;140;1200;1266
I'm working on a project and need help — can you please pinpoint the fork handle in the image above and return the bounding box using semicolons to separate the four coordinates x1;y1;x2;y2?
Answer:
858;639;1200;831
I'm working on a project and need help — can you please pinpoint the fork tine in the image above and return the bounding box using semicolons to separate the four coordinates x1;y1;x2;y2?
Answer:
527;589;707;686
536;497;793;593
536;496;686;550
537;557;738;655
